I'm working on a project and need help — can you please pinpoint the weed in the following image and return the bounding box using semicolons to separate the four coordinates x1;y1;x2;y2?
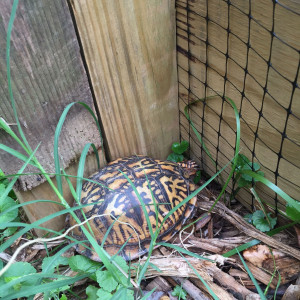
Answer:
0;169;19;241
244;210;277;232
172;285;187;299
231;154;264;199
167;140;189;162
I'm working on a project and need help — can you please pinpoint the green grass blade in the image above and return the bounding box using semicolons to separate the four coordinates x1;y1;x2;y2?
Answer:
2;171;113;192
144;171;159;234
75;142;100;237
0;119;28;154
184;96;217;167
61;169;77;202
136;240;156;284
273;272;281;300
236;250;267;299
6;0;33;152
241;170;300;218
3;274;88;300
0;199;63;219
0;201;100;253
140;288;156;300
208;97;240;212
0;143;40;205
264;248;277;295
160;159;230;229
157;243;214;261
76;143;98;202
184;96;241;208
54;102;104;195
0;144;37;167
101;217;119;247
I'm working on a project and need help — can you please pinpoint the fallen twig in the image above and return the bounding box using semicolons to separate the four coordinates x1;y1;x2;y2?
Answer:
198;201;300;260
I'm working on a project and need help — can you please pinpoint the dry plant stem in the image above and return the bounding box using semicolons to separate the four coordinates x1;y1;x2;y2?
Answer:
0;215;140;289
199;201;300;260
173;277;211;300
175;226;195;254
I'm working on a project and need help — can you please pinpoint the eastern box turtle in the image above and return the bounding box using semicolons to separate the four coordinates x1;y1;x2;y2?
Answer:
67;155;197;261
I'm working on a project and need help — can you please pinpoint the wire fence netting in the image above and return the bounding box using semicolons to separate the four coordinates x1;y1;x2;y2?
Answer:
176;0;299;212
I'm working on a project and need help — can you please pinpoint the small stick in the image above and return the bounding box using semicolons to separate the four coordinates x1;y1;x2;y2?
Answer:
173;277;210;300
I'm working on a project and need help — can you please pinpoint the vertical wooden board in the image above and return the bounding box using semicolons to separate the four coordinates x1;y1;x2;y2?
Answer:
15;150;105;235
70;0;179;160
176;0;300;209
0;0;104;231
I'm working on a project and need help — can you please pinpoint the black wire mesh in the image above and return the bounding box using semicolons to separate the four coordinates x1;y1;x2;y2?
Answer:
176;0;300;212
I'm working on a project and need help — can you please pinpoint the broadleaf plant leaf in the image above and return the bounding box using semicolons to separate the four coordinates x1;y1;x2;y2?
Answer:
86;285;99;300
167;153;184;163
68;255;102;281
42;256;69;274
96;270;118;293
252;210;277;232
171;140;189;154
0;262;37;295
96;288;113;300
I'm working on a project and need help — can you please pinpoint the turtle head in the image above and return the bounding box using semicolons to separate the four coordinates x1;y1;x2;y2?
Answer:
178;160;199;179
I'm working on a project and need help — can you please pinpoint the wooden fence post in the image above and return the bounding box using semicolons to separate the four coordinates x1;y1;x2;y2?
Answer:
0;0;105;234
70;0;179;160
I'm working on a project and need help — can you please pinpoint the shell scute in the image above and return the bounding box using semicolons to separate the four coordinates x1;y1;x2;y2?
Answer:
68;155;197;261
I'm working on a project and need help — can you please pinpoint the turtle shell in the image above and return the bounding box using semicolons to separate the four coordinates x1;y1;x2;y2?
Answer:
68;155;197;261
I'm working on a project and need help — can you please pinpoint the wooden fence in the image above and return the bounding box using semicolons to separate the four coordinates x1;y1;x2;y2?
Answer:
0;0;178;233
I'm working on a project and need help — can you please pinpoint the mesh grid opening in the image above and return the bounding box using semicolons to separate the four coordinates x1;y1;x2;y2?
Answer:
176;0;300;212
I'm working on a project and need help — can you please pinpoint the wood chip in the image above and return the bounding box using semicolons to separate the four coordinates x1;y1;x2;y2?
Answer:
137;256;214;281
145;276;172;293
195;213;212;231
294;226;300;248
0;252;12;262
243;245;300;285
282;285;300;300
243;245;285;267
191;278;237;300
208;217;214;239
211;267;259;299
229;268;250;280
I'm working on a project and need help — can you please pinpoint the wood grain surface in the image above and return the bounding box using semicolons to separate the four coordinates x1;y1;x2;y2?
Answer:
70;0;179;160
0;0;105;232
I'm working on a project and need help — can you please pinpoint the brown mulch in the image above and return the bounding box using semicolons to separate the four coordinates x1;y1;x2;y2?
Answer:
2;184;300;300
